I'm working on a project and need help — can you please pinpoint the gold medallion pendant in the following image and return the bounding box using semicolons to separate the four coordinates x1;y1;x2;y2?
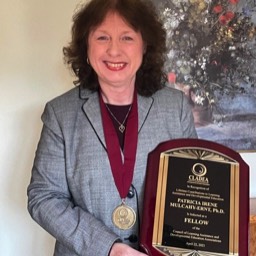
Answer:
112;203;136;230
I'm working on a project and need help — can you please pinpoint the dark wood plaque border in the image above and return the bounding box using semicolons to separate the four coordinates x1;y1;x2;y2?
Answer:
139;138;249;255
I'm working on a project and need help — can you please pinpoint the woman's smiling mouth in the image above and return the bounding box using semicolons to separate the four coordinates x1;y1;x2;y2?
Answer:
105;61;127;71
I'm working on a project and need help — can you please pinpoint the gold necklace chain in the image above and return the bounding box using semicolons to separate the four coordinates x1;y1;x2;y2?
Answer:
105;104;132;133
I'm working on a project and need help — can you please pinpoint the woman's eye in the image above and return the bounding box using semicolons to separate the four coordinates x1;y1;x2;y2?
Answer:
97;36;109;41
122;36;133;41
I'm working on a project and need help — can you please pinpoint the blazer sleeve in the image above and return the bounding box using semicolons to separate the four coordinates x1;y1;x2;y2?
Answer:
27;102;119;256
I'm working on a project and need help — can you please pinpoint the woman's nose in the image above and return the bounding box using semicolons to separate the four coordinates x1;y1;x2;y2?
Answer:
107;39;121;56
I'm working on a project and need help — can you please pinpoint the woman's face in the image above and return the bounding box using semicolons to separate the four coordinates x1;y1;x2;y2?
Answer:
87;12;145;89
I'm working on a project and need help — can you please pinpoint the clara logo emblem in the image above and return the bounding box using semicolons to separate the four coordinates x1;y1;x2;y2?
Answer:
192;163;207;177
188;163;209;185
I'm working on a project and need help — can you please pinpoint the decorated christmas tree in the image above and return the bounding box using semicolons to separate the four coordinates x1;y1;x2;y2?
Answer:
157;0;256;110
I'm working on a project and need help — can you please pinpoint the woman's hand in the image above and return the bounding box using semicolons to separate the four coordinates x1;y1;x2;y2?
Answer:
109;243;147;256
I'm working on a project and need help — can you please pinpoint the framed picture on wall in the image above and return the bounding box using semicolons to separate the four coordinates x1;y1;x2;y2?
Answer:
152;0;256;152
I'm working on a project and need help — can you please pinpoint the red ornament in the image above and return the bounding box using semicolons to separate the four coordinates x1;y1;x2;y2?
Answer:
225;11;235;21
213;5;223;14
168;72;176;84
229;0;239;4
219;11;235;25
219;15;228;25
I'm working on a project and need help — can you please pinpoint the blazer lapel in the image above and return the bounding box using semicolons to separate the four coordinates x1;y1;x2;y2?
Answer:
81;90;107;149
137;94;154;133
80;87;154;147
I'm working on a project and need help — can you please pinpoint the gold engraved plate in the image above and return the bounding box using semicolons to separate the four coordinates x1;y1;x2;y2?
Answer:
112;203;136;230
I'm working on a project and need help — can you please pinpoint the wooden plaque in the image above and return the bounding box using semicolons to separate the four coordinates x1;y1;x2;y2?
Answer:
140;139;249;256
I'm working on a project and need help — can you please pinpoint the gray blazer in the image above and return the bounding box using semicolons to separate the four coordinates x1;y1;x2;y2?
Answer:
27;86;197;256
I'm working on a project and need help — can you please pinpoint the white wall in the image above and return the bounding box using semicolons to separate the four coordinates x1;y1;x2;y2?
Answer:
0;1;255;256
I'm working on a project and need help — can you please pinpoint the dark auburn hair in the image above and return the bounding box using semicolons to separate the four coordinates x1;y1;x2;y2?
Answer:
63;0;167;96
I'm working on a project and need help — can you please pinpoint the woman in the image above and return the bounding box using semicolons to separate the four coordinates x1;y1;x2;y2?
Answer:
27;0;197;255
